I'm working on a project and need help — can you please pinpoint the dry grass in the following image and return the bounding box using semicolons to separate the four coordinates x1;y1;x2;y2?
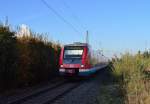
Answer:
97;66;125;104
98;84;124;104
112;53;150;104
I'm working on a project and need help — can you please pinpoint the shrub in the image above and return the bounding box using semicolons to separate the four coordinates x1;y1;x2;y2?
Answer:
112;53;150;104
16;35;61;86
0;26;17;90
0;25;61;90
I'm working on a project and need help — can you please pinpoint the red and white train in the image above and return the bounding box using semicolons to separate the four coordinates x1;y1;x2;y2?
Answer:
59;42;107;76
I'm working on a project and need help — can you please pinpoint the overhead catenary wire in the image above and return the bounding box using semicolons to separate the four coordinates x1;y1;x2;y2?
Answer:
41;0;81;34
60;0;87;30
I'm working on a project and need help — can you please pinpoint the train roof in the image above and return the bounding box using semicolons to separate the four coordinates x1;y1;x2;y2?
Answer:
64;42;89;47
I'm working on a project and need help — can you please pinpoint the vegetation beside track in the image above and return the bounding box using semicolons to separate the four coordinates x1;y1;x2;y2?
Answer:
0;25;61;92
97;66;124;104
98;52;150;104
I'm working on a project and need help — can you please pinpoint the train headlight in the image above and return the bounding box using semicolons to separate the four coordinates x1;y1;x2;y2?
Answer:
60;65;63;67
81;65;84;68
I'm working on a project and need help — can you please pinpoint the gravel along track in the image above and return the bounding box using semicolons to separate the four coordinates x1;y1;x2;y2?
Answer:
50;81;99;104
1;78;67;104
1;80;82;104
20;82;81;104
51;69;107;104
1;66;108;104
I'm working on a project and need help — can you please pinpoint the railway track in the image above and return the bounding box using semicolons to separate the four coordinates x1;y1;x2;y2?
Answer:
1;64;108;104
0;64;108;104
43;82;82;104
4;79;82;104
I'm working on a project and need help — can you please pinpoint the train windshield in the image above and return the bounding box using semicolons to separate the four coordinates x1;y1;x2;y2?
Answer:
63;46;84;64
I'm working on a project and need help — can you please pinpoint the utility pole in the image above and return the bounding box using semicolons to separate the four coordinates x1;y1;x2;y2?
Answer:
86;30;89;44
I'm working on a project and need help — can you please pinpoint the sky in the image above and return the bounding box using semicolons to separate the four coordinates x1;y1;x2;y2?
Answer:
1;0;150;57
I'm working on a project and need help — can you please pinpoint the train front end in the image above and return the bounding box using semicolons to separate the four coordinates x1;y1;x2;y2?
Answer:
59;43;92;76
